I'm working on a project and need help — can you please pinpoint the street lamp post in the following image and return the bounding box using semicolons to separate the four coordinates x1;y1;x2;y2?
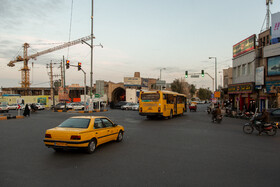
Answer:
209;57;217;91
160;68;166;90
90;0;94;99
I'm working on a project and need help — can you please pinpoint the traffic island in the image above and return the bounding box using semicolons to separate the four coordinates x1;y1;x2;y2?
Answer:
0;115;25;120
0;116;7;120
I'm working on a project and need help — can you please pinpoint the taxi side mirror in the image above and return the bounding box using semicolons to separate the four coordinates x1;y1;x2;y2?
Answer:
113;123;118;127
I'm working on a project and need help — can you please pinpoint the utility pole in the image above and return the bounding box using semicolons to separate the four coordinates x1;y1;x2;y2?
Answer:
50;62;55;109
60;61;63;89
90;0;94;99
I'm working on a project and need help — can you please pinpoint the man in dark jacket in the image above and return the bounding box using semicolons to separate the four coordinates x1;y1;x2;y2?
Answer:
212;105;221;122
258;109;270;135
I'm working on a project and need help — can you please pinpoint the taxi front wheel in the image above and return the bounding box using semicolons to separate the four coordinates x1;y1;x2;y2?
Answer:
116;131;123;142
87;139;96;154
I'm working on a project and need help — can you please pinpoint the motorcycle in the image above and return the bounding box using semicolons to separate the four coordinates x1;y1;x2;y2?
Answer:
207;106;211;114
243;110;277;136
212;114;223;123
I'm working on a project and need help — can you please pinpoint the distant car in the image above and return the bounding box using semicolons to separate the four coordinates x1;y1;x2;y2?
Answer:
8;103;19;110
36;103;45;110
267;108;280;122
43;116;124;153
53;103;71;110
70;103;85;110
131;103;139;111
114;101;128;109
0;104;9;113
121;102;135;110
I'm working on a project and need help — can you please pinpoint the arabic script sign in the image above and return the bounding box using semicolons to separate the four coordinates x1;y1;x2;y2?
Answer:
228;83;254;94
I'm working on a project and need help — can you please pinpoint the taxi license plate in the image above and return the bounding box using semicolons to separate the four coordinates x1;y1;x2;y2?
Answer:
54;142;67;146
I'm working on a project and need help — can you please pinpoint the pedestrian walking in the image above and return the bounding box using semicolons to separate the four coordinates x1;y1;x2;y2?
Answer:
23;104;30;117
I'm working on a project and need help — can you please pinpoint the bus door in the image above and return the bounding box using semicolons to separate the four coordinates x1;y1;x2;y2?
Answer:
174;96;177;115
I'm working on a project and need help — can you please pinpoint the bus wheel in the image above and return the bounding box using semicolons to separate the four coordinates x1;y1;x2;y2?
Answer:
169;110;173;119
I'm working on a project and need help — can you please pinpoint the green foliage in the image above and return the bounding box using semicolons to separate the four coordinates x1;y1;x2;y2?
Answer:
197;88;212;100
171;78;189;95
189;84;196;97
171;79;184;94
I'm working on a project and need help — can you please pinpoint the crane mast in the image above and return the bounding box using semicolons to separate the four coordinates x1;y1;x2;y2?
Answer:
7;35;94;88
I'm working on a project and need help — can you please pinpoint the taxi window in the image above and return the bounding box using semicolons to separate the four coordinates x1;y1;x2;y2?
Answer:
94;118;104;129
58;118;90;128
101;118;113;127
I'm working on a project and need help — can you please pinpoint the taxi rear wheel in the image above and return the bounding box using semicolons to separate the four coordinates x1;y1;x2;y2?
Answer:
116;131;123;142
53;148;63;152
87;139;96;154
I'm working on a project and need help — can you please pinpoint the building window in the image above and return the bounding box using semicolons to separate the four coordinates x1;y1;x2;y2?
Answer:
260;38;263;47
267;35;270;45
263;37;266;46
233;67;237;77
237;66;241;77
248;63;251;75
242;65;246;75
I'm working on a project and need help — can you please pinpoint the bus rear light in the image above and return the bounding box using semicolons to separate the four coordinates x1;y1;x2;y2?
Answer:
140;107;142;112
45;134;51;138
71;135;81;140
158;107;161;112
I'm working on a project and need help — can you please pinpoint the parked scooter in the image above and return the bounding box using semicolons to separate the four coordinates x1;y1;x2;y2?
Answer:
243;109;277;136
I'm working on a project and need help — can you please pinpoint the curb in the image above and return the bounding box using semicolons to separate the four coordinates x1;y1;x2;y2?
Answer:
0;116;24;120
0;116;7;120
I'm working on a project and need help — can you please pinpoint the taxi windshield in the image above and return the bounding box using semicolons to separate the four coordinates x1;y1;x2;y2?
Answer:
58;118;90;128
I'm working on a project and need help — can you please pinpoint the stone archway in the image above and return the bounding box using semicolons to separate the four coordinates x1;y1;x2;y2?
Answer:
112;87;126;103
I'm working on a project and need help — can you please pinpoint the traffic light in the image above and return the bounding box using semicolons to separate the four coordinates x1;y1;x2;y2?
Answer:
66;60;70;69
78;62;81;71
185;71;188;78
201;70;204;77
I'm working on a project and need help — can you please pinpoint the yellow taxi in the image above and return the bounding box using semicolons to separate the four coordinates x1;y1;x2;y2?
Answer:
43;116;124;153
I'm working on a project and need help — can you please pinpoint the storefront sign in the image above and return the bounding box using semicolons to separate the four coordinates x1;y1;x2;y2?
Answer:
124;77;141;87
142;78;149;87
214;91;221;98
271;12;280;44
233;35;255;58
266;80;280;93
228;83;254;94
255;66;264;85
267;56;280;76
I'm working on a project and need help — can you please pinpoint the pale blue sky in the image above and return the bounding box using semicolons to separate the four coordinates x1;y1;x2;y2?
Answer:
0;0;279;90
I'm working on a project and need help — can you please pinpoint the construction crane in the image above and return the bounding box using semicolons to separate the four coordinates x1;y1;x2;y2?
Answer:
7;35;94;88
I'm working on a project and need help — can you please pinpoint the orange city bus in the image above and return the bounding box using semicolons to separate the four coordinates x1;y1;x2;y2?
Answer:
139;90;187;119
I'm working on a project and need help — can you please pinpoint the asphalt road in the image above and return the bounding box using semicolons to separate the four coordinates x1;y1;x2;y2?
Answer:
1;104;280;187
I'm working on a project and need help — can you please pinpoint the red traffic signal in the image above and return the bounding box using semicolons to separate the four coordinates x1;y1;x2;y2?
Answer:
78;62;81;71
66;60;70;69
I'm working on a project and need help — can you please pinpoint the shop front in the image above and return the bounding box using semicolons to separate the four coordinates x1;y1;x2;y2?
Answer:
228;82;256;112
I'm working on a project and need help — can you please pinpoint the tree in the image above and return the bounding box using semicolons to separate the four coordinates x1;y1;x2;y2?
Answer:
197;88;212;100
189;84;196;97
171;78;189;95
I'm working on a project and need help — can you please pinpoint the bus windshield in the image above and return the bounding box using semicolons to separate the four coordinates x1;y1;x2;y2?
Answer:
141;93;160;102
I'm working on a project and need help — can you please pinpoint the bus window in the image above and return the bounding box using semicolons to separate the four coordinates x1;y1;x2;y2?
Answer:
141;93;160;102
166;94;174;104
